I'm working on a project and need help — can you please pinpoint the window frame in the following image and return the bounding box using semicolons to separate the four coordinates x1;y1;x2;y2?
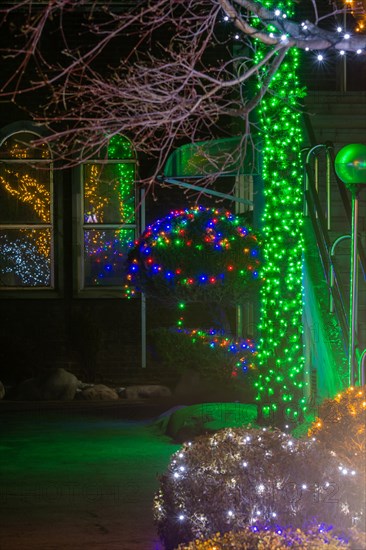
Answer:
0;124;139;299
73;142;138;297
0;123;59;296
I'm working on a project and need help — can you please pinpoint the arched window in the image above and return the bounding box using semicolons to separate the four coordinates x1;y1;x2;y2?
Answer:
0;129;54;288
78;135;137;289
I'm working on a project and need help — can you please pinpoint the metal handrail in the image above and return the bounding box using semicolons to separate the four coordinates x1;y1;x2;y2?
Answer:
306;191;349;349
326;147;366;280
304;142;365;385
359;349;366;386
330;235;350;317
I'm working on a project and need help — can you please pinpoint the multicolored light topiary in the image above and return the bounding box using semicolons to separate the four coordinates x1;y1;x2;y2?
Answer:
124;206;261;305
176;327;257;377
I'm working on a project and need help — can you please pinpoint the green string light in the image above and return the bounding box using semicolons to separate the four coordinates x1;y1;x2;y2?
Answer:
253;2;307;420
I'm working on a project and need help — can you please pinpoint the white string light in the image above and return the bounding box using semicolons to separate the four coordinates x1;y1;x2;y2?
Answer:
156;428;362;545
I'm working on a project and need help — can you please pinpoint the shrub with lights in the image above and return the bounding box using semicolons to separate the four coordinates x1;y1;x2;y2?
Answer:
124;206;261;305
309;386;366;475
125;206;261;386
176;525;351;549
154;427;363;550
149;327;257;390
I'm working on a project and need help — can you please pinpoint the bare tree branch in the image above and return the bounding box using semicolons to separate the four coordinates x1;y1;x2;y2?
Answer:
0;0;365;186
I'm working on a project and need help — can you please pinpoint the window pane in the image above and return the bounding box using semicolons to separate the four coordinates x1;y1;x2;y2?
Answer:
107;135;134;159
84;228;134;287
0;132;50;160
84;163;135;224
0;228;52;287
0;163;51;224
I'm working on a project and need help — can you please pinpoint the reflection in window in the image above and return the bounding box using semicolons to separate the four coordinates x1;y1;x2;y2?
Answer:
82;135;136;288
84;229;135;287
0;229;51;287
83;163;135;224
0;131;53;288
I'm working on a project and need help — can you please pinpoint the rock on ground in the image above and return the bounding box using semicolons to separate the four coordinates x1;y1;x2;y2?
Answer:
16;368;79;401
125;385;171;400
79;384;119;401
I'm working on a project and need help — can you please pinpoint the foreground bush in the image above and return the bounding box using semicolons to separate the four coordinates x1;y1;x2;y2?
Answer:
154;427;363;550
176;525;351;549
309;386;366;474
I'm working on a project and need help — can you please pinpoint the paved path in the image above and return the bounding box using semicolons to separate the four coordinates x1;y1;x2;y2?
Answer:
0;407;180;549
